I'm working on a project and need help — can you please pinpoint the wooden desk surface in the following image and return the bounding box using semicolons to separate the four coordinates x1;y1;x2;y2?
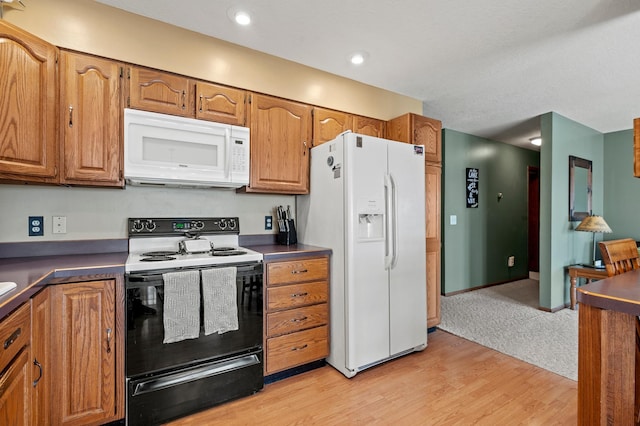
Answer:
577;269;640;316
567;264;609;279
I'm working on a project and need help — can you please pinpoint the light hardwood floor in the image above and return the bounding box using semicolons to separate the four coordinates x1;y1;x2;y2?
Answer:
168;329;577;425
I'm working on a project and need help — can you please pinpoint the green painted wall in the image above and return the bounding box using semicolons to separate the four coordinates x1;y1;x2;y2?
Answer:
539;112;604;310
442;129;540;294
603;129;640;240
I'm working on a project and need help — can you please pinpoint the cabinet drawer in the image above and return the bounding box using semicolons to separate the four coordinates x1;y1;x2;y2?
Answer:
267;281;327;311
0;303;30;372
266;326;328;374
267;257;328;285
266;303;327;337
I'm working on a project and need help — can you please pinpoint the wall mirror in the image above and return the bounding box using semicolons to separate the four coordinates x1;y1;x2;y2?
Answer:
569;155;592;221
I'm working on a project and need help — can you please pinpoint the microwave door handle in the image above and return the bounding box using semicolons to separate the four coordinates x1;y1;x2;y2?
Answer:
225;128;231;179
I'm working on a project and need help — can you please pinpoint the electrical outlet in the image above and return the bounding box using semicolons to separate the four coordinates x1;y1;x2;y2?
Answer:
53;216;67;234
265;215;273;230
29;216;44;236
508;256;515;267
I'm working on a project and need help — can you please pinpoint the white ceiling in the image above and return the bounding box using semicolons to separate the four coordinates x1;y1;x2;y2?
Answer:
94;0;640;151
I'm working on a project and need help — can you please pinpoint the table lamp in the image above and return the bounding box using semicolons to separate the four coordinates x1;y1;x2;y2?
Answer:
575;215;612;268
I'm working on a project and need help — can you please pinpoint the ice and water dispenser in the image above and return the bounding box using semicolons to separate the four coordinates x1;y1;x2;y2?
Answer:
357;197;384;241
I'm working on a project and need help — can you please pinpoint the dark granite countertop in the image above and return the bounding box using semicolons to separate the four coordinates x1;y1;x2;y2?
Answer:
0;252;128;320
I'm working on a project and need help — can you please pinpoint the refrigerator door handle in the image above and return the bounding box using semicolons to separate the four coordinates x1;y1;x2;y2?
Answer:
389;173;398;268
384;173;397;269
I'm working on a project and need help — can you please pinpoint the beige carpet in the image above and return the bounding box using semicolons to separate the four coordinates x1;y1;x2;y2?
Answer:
438;279;577;381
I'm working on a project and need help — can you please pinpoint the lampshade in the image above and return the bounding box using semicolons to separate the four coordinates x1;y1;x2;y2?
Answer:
575;215;612;233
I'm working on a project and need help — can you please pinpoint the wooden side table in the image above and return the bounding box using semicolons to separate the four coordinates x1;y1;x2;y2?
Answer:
566;265;608;309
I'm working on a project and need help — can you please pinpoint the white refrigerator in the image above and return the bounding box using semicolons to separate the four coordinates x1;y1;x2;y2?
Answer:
297;132;427;378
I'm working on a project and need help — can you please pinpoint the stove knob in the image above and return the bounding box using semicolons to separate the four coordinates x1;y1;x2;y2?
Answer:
192;221;204;230
219;219;227;230
228;218;237;230
145;220;156;232
131;220;144;233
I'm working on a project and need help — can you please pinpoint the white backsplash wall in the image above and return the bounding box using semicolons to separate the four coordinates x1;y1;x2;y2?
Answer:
0;184;294;242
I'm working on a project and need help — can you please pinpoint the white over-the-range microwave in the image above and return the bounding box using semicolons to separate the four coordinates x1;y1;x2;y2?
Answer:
124;108;250;189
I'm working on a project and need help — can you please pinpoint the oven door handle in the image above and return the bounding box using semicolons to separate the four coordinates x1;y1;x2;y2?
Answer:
127;274;160;282
130;353;261;396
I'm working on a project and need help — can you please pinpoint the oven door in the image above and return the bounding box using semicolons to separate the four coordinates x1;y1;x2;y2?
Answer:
125;262;263;377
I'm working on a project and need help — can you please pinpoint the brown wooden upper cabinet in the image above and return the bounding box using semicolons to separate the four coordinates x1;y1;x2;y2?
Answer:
386;113;442;164
313;107;386;146
246;93;312;194
127;65;247;126
0;21;58;184
195;81;247;126
634;118;640;178
127;66;193;116
60;51;124;187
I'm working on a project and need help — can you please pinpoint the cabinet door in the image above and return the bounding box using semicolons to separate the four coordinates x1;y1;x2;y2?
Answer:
353;115;385;138
247;93;312;194
128;66;193;117
0;21;58;183
60;51;123;186
313;107;352;146
195;81;246;125
31;288;51;425
413;115;442;164
425;164;442;328
50;280;117;426
0;348;31;426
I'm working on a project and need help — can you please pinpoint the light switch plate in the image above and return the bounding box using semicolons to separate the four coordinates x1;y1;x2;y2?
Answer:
53;216;67;234
450;215;457;225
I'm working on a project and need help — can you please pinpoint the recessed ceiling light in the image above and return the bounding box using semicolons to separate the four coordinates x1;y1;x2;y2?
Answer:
234;11;251;26
350;54;364;65
530;137;542;146
227;8;252;26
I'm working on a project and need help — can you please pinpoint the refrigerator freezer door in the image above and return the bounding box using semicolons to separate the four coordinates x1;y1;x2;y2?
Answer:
345;134;391;370
387;142;427;355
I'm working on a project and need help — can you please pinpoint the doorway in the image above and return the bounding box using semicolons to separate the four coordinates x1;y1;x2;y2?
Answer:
527;166;540;272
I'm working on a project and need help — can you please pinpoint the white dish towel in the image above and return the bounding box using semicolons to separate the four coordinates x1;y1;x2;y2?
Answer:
162;270;201;344
201;267;239;335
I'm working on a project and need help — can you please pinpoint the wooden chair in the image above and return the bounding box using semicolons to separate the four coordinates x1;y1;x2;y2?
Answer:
598;238;640;423
598;238;640;277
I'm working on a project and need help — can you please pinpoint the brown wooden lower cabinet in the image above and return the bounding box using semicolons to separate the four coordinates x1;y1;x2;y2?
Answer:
0;348;31;425
264;255;330;375
0;303;31;425
30;278;124;425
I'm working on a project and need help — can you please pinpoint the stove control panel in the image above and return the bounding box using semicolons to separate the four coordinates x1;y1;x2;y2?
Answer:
128;217;240;236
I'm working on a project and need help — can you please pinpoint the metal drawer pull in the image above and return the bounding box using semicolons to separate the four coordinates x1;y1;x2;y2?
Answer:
291;344;308;351
106;328;112;354
33;358;43;387
3;328;21;350
291;269;308;274
291;316;308;322
290;292;308;298
68;105;73;127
